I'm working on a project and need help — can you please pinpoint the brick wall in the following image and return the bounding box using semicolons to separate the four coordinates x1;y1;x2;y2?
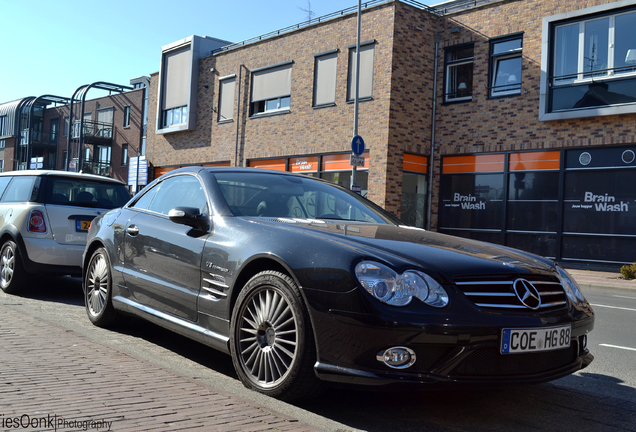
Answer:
147;3;400;210
430;0;636;228
145;0;636;223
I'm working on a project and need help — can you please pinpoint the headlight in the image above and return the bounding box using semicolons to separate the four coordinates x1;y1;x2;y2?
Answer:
354;261;449;308
556;265;587;305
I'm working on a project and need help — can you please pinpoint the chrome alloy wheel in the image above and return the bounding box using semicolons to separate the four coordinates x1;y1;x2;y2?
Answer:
237;287;299;388
0;244;16;288
86;252;110;317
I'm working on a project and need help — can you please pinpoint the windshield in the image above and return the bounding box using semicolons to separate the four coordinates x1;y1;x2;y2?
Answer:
46;178;131;209
214;171;401;224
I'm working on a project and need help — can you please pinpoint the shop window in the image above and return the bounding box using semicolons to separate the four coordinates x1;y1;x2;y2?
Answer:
402;173;427;228
489;35;523;97
563;169;636;236
248;158;287;171
541;5;636;120
402;154;428;228
321;171;369;197
313;50;338;107
445;44;474;102
507;151;560;233
218;77;236;121
347;42;375;101
440;173;504;230
289;156;318;176
250;63;292;116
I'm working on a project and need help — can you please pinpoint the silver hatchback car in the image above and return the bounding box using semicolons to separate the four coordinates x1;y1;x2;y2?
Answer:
0;170;130;294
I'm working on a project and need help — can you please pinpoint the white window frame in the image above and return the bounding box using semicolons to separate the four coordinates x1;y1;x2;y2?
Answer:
540;0;636;121
552;12;636;86
445;44;474;103
163;106;188;128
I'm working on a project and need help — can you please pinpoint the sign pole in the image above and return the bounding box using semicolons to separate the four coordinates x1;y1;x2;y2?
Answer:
351;0;361;191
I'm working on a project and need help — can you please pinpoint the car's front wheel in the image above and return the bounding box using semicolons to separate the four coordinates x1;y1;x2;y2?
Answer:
0;240;25;294
230;270;322;401
85;247;119;327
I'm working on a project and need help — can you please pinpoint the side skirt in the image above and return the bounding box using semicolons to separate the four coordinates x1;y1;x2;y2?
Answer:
113;296;230;354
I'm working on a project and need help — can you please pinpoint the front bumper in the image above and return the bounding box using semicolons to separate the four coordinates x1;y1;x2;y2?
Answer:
303;287;595;387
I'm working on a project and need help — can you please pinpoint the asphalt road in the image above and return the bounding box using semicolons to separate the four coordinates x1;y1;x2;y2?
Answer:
560;286;636;390
2;276;636;432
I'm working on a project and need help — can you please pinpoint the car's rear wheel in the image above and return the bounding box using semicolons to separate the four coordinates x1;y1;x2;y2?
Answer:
230;270;322;401
0;240;25;294
85;247;119;327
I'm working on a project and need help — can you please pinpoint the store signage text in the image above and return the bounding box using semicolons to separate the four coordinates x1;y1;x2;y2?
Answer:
295;160;314;170
571;192;630;212
453;193;485;210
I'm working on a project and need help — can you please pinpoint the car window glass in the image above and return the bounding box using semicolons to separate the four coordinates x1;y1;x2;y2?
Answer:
47;178;130;209
214;172;396;223
131;183;160;211
1;177;36;203
148;175;208;215
0;177;12;199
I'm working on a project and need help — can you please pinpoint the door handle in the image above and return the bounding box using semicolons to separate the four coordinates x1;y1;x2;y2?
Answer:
127;225;139;236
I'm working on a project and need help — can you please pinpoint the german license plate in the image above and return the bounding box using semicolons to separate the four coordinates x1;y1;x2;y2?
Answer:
501;325;571;354
76;220;91;232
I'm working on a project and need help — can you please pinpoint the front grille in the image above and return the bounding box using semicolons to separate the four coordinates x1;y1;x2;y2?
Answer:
455;275;567;311
453;345;578;377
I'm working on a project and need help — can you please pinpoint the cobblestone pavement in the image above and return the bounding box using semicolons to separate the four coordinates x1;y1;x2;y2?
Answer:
0;304;319;432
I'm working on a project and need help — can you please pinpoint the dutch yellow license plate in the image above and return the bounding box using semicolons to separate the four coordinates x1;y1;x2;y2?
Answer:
76;220;91;232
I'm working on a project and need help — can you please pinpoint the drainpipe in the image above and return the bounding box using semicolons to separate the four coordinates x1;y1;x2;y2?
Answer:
427;35;441;231
235;65;244;167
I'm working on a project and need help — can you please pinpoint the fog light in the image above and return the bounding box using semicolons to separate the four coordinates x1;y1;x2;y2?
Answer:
376;346;416;369
581;335;587;349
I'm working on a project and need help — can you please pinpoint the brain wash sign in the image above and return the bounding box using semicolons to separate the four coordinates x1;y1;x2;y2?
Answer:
449;193;486;210
572;191;630;212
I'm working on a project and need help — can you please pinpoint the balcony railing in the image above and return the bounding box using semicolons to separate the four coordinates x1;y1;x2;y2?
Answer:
71;121;113;141
82;161;111;177
20;130;60;146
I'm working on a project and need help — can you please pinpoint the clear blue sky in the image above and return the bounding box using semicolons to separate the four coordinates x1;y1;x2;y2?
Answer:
1;0;415;103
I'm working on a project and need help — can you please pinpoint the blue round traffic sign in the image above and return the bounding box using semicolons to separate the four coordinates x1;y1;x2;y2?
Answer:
351;135;365;156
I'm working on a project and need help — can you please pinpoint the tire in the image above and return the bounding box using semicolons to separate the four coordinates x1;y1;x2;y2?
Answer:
84;247;119;327
0;240;26;294
230;270;323;401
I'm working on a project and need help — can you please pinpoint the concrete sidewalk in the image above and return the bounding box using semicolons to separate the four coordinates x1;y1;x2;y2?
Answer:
0;304;319;432
567;268;636;291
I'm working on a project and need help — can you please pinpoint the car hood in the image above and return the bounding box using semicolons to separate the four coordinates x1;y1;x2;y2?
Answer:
249;218;557;281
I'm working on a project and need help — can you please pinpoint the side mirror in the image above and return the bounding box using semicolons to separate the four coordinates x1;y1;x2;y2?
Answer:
168;207;210;231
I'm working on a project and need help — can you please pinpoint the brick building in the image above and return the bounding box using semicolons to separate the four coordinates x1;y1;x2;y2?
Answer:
0;81;147;187
146;0;636;268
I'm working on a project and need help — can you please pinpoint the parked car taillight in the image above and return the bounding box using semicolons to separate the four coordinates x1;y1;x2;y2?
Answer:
28;210;47;233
